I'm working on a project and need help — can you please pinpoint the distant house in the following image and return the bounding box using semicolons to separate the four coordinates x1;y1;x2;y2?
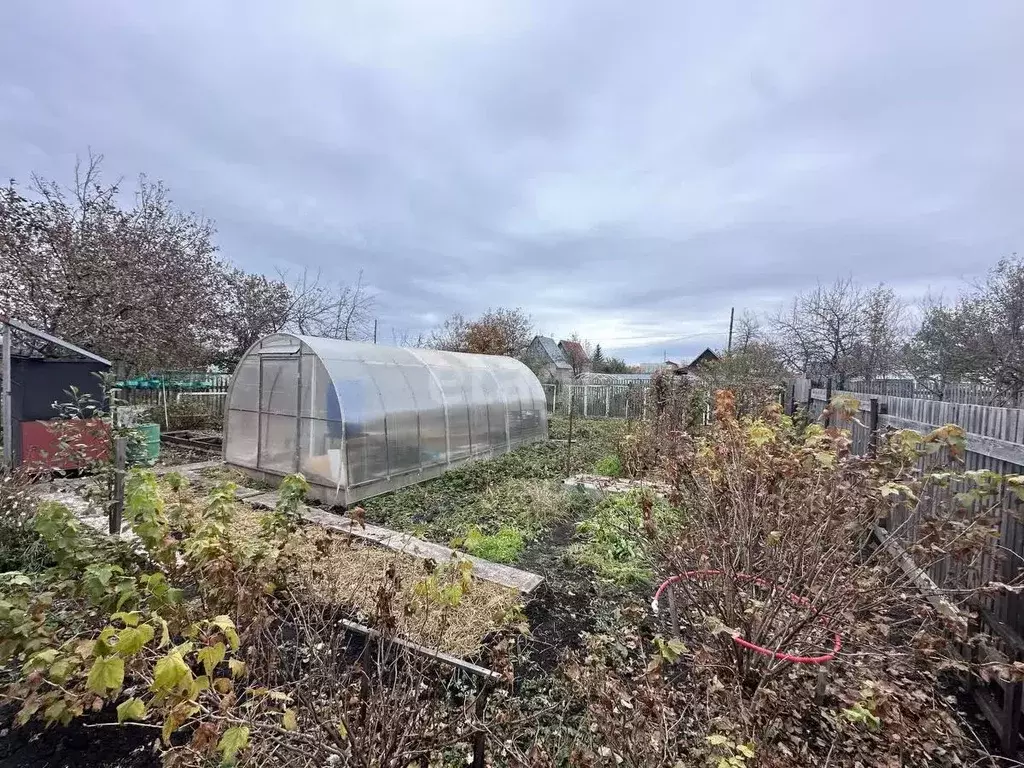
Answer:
557;339;592;376
522;336;573;383
687;348;719;370
638;349;720;378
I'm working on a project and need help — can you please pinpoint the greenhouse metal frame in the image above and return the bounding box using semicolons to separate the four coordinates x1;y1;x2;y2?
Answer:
223;334;548;505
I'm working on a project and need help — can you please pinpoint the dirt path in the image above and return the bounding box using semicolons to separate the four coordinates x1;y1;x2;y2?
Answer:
0;708;158;768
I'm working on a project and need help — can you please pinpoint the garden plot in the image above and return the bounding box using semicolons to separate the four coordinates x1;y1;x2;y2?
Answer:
4;406;1018;766
156;474;522;656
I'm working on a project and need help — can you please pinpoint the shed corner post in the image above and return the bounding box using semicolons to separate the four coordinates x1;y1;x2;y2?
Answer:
2;321;12;468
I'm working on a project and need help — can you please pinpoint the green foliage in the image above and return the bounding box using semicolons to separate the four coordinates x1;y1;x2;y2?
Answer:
411;560;475;611
571;489;682;585
459;526;525;563
705;733;756;767
218;725;251;764
593;454;623;477
260;472;309;540
0;470;313;761
124;470;170;558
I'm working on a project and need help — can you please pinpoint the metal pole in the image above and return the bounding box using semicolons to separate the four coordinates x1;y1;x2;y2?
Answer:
565;388;575;476
110;436;126;534
2;322;12;468
472;683;490;768
727;307;734;353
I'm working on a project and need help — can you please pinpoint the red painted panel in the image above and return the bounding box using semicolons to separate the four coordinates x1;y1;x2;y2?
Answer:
20;419;111;471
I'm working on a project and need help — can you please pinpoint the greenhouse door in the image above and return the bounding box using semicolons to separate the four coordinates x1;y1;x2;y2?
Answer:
258;355;300;475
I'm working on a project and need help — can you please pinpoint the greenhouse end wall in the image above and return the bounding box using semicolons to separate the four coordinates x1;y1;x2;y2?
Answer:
223;334;548;505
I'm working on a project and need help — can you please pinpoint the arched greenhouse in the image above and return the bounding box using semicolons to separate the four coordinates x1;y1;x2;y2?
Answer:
223;334;548;505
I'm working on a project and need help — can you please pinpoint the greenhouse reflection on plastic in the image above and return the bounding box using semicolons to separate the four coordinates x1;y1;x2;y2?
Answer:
223;334;548;504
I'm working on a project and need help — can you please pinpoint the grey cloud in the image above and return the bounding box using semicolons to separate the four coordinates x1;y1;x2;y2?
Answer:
1;0;1021;363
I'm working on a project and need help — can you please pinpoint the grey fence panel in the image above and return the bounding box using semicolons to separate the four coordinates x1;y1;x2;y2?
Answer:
842;379;1024;408
544;383;651;419
808;386;1024;635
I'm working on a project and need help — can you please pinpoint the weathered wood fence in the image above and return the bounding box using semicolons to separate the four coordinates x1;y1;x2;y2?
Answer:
793;382;1024;751
842;379;1024;408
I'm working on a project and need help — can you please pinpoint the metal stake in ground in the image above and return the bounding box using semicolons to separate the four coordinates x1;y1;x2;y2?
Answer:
110;435;126;534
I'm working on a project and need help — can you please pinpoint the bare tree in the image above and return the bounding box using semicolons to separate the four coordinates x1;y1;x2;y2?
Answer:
390;327;425;347
770;277;867;385
733;310;761;352
701;341;787;415
427;313;470;352
0;153;222;370
275;266;375;341
319;269;375;341
849;285;908;381
217;269;292;364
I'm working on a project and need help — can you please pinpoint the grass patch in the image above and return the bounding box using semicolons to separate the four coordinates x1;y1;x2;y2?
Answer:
459;526;525;563
592;454;623;477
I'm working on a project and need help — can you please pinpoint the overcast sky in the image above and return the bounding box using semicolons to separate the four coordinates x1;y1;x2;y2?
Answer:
2;1;1021;362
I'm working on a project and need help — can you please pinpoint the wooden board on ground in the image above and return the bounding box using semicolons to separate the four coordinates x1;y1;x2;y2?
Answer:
243;491;545;594
154;459;223;477
564;474;671;497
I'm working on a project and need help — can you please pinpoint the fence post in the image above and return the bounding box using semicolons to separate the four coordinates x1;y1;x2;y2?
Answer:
605;386;611;418
110;436;126;535
788;383;796;416
867;397;880;457
551;384;557;415
823;379;833;428
583;386;589;417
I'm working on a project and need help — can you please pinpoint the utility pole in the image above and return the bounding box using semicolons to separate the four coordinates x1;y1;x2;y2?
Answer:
373;319;378;344
727;307;735;354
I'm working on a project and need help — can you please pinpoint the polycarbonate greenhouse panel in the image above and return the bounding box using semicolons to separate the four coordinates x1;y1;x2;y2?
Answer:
222;334;548;505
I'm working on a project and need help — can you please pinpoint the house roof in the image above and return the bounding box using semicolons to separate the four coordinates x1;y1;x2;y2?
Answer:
531;336;571;369
687;348;719;369
0;316;112;366
558;339;589;363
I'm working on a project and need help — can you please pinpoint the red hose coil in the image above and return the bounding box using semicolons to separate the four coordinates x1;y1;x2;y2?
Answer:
653;570;842;665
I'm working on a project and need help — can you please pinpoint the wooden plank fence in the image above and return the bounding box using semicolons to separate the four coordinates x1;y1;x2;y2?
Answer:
842;379;1024;408
799;385;1024;752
